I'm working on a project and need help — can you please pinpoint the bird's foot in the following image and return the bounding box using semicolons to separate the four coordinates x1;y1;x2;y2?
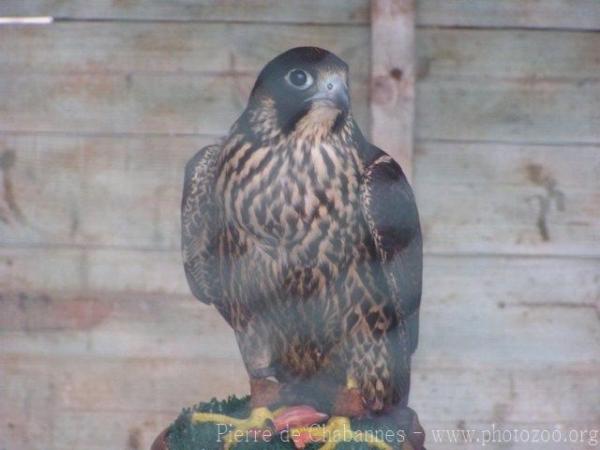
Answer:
250;377;282;409
332;386;366;417
386;406;426;450
191;405;328;449
289;416;391;450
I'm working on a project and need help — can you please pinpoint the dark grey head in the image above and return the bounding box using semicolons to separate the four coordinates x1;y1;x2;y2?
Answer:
249;47;351;134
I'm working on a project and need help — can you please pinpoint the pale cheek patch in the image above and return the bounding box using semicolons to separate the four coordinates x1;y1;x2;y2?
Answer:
294;103;340;138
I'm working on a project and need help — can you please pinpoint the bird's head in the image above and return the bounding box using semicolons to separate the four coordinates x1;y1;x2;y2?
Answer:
247;47;351;136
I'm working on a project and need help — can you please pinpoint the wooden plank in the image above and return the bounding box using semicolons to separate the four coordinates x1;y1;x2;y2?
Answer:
1;355;55;450
0;292;236;360
0;135;84;243
2;77;597;146
414;141;600;256
0;0;370;24
415;78;600;144
0;247;188;295
370;0;415;178
3;136;598;256
4;0;599;29
0;247;85;293
2;254;598;366
80;137;197;252
0;72;371;137
2;252;598;448
0;134;206;249
0;356;248;450
2;25;599;145
51;411;173;450
423;255;600;309
417;301;599;371
410;367;600;424
416;257;600;369
417;28;600;81
0;22;371;76
417;0;600;30
2;355;597;426
1;355;247;413
3;354;598;449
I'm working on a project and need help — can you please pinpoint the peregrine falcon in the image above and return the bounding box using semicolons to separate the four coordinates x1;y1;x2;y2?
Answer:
182;47;423;449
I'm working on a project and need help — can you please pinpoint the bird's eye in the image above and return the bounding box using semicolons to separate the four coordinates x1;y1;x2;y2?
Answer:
285;69;313;90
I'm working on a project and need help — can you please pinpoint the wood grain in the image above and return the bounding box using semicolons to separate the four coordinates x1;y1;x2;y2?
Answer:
2;354;597;422
1;68;596;146
3;19;597;82
0;247;187;294
2;256;598;366
370;0;415;178
1;372;176;450
0;134;204;249
416;78;600;144
0;22;370;76
414;141;600;256
411;367;600;424
1;256;598;449
0;72;371;137
0;0;370;24
1;275;598;448
4;0;599;29
3;353;597;449
1;3;599;450
417;0;600;30
417;29;600;81
2;136;598;256
2;25;598;144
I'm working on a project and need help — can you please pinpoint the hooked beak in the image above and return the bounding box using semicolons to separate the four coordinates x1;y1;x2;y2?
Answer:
305;74;350;113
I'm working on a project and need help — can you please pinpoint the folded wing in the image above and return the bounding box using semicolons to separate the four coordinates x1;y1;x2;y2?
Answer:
181;145;223;306
359;147;423;354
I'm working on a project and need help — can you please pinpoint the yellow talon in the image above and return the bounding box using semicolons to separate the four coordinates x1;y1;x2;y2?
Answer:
290;416;391;450
192;406;274;449
346;376;359;389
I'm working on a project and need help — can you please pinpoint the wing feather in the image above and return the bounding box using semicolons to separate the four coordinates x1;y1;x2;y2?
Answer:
360;146;423;353
181;144;223;306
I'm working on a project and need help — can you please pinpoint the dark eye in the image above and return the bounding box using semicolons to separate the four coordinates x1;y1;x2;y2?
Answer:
289;69;307;86
285;69;313;90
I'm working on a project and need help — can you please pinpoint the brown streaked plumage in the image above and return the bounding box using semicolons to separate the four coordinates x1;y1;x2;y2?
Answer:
182;47;423;443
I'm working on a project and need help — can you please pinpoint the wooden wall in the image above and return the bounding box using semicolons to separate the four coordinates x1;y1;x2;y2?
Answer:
1;1;598;449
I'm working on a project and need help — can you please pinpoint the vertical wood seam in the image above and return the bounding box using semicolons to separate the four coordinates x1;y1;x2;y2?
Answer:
370;0;416;181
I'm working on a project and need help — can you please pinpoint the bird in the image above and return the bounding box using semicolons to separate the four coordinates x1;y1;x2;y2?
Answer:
182;47;424;450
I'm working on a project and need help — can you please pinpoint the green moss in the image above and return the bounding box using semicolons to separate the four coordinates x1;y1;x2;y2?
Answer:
167;396;406;450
